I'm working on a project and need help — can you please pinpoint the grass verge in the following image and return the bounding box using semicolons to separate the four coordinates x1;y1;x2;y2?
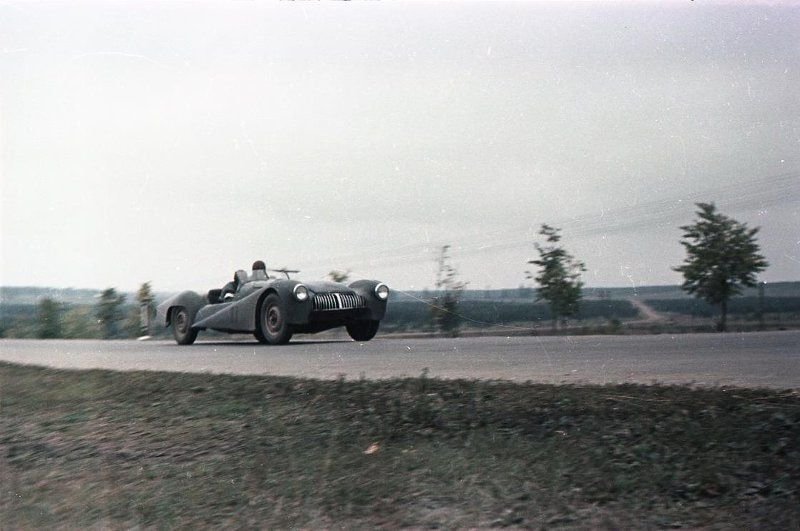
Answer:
1;362;798;528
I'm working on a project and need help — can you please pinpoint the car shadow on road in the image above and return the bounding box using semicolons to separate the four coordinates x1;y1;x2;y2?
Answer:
190;340;355;347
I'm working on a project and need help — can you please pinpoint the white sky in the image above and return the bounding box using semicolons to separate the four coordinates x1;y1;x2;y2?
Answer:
1;1;798;293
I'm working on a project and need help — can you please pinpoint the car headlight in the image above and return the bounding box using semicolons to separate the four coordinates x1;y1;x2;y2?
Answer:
293;284;309;302
374;283;389;301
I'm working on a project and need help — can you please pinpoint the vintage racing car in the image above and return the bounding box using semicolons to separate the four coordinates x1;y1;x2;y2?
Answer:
157;269;389;345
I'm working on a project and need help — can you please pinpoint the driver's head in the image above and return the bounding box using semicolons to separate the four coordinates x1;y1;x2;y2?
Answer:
252;260;266;271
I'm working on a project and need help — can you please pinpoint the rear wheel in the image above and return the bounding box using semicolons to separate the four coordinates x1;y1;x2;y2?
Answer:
171;306;198;345
257;294;293;345
346;320;380;342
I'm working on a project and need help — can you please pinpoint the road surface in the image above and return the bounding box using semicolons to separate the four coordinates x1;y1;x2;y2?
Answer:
1;331;798;389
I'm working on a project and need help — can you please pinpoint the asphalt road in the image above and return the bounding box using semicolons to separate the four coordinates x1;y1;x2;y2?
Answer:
2;330;799;389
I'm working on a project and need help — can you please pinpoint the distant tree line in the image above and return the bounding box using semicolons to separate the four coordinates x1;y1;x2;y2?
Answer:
645;297;800;319
385;299;639;333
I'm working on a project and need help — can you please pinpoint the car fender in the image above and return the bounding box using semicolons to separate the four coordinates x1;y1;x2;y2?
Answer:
348;280;389;320
259;280;313;325
156;291;207;327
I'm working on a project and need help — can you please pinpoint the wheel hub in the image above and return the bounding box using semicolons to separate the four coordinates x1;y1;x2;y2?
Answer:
175;312;188;333
267;307;281;333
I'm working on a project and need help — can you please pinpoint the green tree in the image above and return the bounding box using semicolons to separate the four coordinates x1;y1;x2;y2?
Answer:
37;298;62;339
431;245;468;337
96;288;126;339
674;202;768;332
526;224;586;331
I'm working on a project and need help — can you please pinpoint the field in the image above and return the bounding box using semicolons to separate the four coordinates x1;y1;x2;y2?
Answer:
2;362;798;528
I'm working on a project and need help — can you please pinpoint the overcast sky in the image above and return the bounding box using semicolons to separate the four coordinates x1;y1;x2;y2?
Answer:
1;1;798;294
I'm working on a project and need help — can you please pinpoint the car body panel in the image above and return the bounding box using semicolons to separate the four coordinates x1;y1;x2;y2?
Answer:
157;291;207;327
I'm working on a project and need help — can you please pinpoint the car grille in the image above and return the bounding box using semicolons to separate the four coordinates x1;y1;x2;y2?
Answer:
312;292;366;311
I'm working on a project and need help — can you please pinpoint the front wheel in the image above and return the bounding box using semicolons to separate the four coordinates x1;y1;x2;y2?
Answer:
257;294;293;345
171;306;198;345
346;320;380;342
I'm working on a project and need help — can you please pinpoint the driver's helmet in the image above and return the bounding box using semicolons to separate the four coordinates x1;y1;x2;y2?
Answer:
251;260;268;280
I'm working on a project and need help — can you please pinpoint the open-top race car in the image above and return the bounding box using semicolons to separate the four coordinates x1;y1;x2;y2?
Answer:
157;268;389;345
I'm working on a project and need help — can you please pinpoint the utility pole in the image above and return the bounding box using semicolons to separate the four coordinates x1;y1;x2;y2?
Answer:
140;304;150;337
137;282;155;339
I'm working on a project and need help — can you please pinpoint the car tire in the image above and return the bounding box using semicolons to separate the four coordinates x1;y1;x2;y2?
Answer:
258;294;293;345
346;320;380;342
254;329;268;344
172;306;198;345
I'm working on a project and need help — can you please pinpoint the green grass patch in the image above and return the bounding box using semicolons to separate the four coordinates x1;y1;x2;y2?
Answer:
1;362;798;528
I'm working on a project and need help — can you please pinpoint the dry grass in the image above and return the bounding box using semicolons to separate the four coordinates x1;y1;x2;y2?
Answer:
1;362;798;529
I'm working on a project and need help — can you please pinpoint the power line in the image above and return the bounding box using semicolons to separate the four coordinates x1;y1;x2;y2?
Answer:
297;171;799;272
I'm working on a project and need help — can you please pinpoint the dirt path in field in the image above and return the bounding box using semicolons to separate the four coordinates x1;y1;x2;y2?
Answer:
628;298;667;323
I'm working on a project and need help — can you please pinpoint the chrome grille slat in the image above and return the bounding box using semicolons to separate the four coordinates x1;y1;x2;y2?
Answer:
312;292;366;311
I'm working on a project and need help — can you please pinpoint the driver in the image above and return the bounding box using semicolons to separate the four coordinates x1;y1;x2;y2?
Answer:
220;271;239;300
220;261;266;300
251;260;268;281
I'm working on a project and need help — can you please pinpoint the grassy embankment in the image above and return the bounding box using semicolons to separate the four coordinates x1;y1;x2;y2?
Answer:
1;362;798;528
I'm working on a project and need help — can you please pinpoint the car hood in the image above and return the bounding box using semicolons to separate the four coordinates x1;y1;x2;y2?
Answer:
302;280;353;294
